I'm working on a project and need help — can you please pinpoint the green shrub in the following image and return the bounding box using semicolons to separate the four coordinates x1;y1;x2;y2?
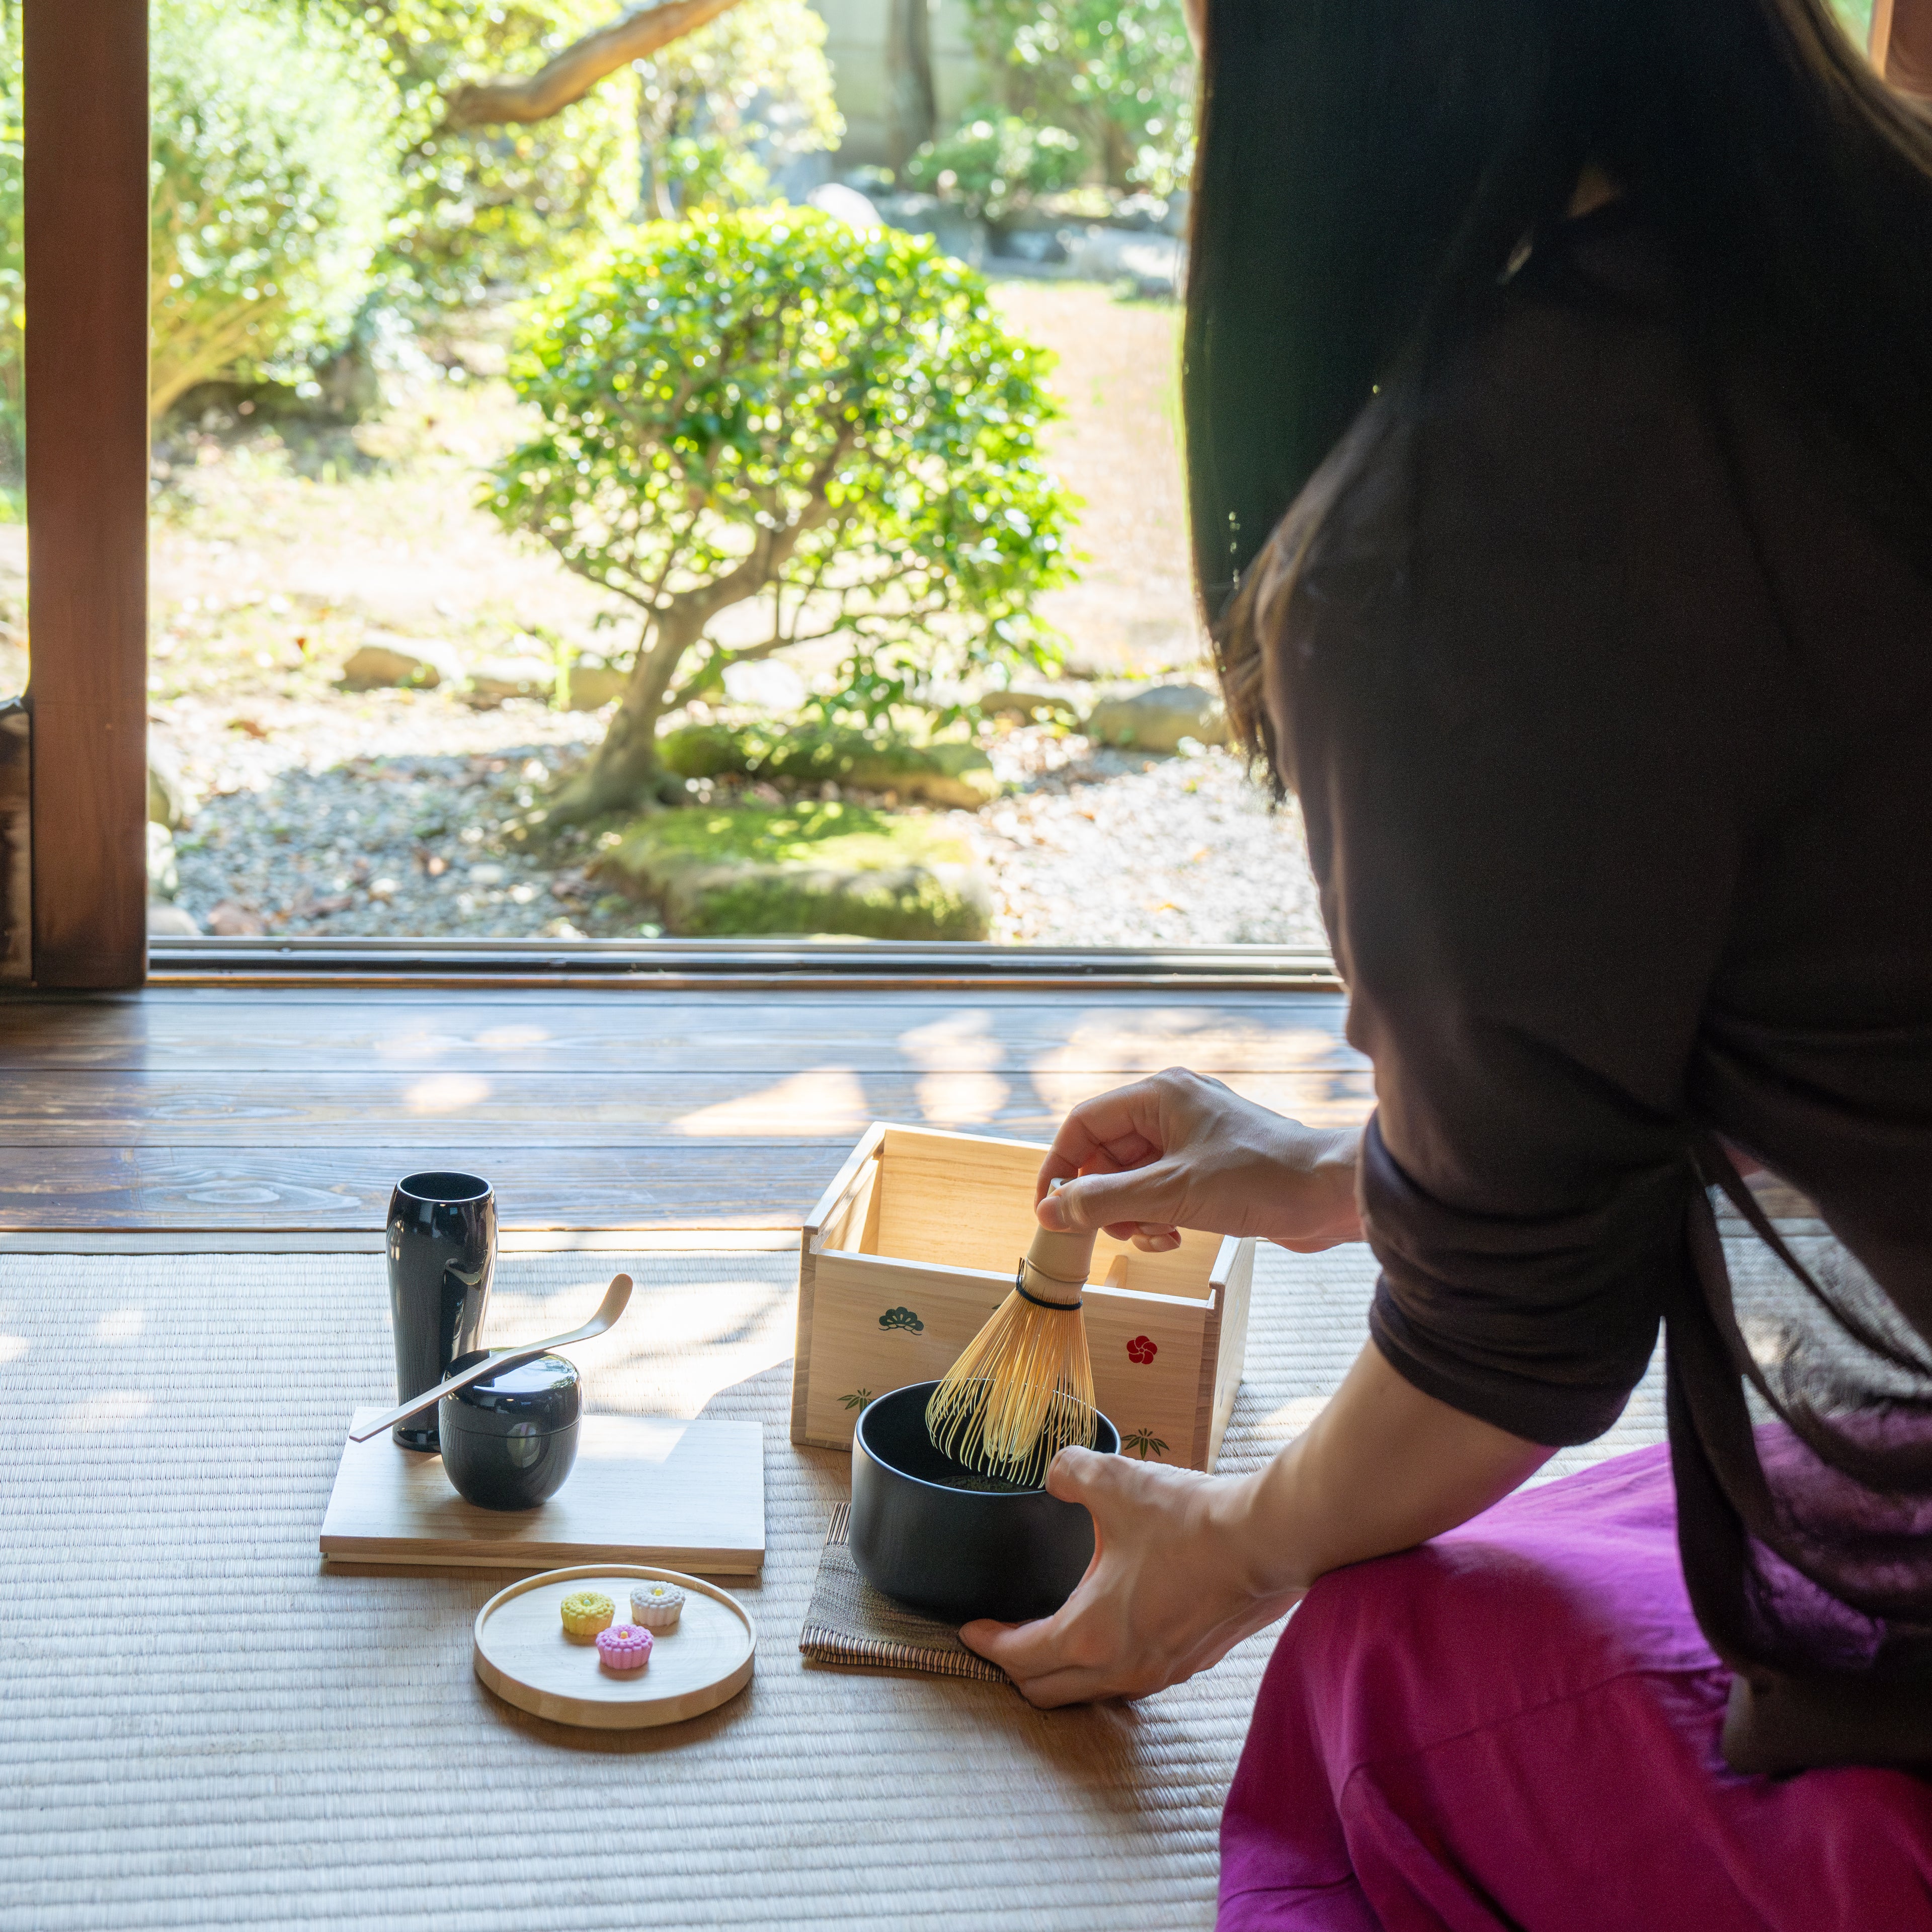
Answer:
0;0;395;432
1830;0;1875;43
959;0;1196;195
636;0;843;218
148;0;397;415
0;10;19;474
488;208;1079;821
905;115;1086;227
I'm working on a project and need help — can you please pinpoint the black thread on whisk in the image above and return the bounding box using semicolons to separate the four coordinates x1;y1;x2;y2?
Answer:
1011;1261;1083;1311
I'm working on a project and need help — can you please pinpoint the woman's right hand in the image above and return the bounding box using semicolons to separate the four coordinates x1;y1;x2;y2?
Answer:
1035;1069;1363;1254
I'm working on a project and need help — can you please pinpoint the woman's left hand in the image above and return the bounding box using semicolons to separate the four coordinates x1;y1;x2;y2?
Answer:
958;1446;1300;1707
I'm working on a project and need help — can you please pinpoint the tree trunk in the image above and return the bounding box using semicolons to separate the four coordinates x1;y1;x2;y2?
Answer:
887;0;938;172
546;606;705;825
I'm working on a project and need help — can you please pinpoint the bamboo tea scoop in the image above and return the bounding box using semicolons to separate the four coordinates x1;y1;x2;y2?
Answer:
350;1272;634;1442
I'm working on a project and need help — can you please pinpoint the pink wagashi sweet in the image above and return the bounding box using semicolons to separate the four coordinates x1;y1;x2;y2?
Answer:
595;1623;653;1672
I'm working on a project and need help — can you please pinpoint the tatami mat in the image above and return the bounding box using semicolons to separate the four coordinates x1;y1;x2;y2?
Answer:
0;1237;1700;1931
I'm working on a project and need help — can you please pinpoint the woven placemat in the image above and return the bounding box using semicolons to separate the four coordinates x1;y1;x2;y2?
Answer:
799;1504;1007;1683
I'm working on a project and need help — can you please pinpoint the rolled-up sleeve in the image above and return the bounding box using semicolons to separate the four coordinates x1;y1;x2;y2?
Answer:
1258;279;1790;1446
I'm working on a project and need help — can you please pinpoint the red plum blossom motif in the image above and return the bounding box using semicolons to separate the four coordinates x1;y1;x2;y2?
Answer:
1125;1335;1158;1365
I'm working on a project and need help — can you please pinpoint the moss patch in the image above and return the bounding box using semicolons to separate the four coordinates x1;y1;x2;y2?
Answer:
596;801;989;941
625;800;971;870
658;721;999;809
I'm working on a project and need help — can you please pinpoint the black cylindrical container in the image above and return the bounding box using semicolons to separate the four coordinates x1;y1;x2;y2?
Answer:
387;1170;496;1451
849;1381;1119;1625
438;1350;580;1510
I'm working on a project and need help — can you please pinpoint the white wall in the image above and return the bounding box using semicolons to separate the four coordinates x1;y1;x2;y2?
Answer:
809;0;983;167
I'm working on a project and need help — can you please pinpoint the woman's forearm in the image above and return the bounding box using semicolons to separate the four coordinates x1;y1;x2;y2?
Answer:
1216;1341;1553;1595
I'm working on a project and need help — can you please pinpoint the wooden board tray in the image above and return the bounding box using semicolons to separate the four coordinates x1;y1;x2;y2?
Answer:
474;1564;756;1730
320;1412;765;1573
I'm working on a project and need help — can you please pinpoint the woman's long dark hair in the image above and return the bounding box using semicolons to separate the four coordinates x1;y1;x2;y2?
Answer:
1185;0;1932;753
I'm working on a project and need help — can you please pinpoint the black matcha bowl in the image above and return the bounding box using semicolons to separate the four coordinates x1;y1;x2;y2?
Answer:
849;1380;1119;1625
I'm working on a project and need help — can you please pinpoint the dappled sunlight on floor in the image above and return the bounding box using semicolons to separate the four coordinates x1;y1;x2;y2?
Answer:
674;1066;872;1140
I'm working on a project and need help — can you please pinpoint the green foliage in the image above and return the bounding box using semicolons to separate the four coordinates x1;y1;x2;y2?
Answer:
0;0;393;437
0;6;20;472
637;0;843;218
488;209;1078;752
1830;0;1875;46
959;0;1196;194
148;0;398;415
905;115;1086;226
360;0;639;308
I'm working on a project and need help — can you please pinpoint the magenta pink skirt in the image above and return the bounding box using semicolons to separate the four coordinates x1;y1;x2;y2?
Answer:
1219;1445;1932;1931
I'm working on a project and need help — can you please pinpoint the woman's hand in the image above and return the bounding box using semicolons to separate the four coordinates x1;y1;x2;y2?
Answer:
958;1448;1298;1708
960;1346;1551;1707
1036;1068;1363;1254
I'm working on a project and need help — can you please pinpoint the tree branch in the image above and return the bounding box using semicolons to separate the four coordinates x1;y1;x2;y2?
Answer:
444;0;749;130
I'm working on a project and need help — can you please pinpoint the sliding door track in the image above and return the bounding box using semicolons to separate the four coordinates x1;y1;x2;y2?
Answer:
144;934;1342;992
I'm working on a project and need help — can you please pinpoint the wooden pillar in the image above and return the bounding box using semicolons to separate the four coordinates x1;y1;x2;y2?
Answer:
1873;0;1932;97
23;0;149;988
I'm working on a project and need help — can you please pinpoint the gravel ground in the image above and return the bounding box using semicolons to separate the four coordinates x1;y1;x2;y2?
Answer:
975;731;1325;946
159;692;1327;948
163;693;633;939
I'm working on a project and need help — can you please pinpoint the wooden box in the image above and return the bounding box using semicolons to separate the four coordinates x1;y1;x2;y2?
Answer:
790;1123;1254;1471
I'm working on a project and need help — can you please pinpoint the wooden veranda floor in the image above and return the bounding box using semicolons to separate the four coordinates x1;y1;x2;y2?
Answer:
0;982;1371;1233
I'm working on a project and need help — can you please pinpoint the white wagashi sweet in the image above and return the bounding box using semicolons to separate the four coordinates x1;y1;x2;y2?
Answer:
629;1581;685;1630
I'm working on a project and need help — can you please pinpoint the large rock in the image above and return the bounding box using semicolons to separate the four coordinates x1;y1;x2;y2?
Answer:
206;900;266;936
658;723;1000;809
648;856;988;941
872;191;987;267
146;901;199;936
560;662;629;710
146;822;179;899
147;752;187;829
807;183;882;230
463;655;556;706
594;802;991;941
981;687;1078;724
1060;226;1184;294
1082;683;1227;753
339;637;459;692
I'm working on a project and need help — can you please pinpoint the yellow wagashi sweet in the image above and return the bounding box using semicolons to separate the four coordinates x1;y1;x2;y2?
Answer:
559;1591;615;1640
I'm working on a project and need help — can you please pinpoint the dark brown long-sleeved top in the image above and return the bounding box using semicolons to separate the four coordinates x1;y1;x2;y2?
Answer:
1253;207;1932;1764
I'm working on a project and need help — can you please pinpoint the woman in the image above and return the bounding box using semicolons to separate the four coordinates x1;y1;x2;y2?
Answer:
958;1;1932;1923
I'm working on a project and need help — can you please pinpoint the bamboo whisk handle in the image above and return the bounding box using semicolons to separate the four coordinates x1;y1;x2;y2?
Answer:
1020;1197;1097;1310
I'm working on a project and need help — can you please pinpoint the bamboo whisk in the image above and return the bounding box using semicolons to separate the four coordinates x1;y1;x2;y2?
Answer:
925;1191;1099;1483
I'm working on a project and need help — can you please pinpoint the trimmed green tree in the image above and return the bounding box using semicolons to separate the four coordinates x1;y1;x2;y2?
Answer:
958;0;1196;194
487;207;1079;823
148;0;396;415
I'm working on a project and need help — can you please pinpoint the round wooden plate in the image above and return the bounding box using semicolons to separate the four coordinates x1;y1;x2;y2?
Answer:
473;1563;756;1730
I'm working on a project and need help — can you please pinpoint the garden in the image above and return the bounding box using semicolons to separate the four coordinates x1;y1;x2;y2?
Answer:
0;0;1327;947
